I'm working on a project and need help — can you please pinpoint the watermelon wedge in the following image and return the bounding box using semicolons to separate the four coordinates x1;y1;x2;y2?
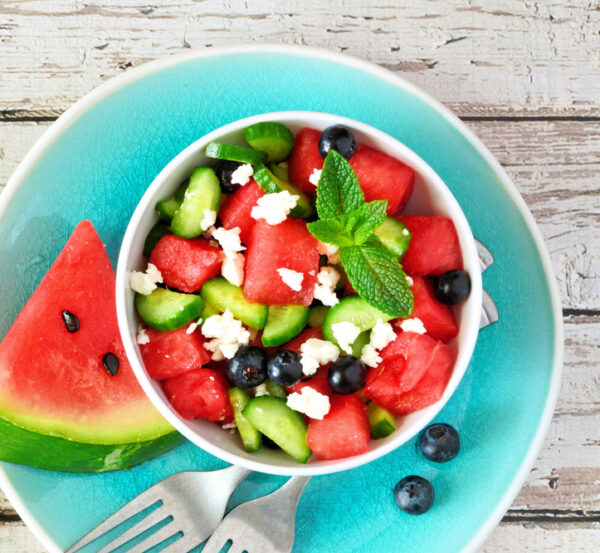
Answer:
0;221;182;472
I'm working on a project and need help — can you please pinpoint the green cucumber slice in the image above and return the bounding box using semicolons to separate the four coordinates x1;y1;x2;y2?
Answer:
155;181;188;222
243;396;311;463
228;388;262;452
253;164;314;219
200;277;267;330
262;305;309;347
244;122;294;163
170;167;221;239
322;295;392;348
201;302;220;321
269;163;290;183
263;380;287;400
367;402;396;439
351;330;371;357
205;142;267;165
143;221;170;257
373;216;412;260
308;305;329;329
135;288;204;332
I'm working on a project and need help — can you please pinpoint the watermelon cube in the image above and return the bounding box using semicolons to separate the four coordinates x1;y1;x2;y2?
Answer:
306;394;370;460
288;128;323;194
219;178;265;244
398;216;462;276
286;365;332;397
349;145;415;215
282;327;323;354
141;328;210;380
149;235;222;293
162;368;232;421
243;219;319;306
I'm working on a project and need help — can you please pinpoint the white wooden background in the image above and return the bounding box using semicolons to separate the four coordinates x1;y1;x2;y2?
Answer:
0;1;599;551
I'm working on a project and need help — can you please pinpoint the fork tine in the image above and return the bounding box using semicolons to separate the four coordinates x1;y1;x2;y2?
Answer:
64;487;162;553
158;534;199;553
200;530;232;553
95;505;169;553
122;521;178;553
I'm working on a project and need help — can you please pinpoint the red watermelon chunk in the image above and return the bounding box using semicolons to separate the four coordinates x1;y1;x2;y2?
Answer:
243;219;319;306
398;216;462;276
141;328;210;380
219;178;265;244
149;234;222;293
282;327;322;354
404;276;458;343
162;368;232;421
286;366;332;397
349;145;415;215
288;127;323;194
306;394;370;460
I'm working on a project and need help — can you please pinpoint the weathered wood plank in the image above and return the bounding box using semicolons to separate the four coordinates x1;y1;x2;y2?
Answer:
1;0;599;118
0;521;47;552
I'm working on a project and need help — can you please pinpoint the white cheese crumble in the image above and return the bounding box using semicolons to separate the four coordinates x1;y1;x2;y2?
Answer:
402;228;410;236
212;226;245;253
360;344;382;368
406;275;414;287
286;386;331;420
230;163;254;187
146;263;163;284
277;268;304;291
186;321;199;335
200;209;217;232
313;266;340;307
201;309;250;361
136;325;150;345
317;241;340;265
331;321;361;355
308;168;322;186
129;271;157;295
399;317;427;335
253;383;269;397
370;319;397;351
300;338;340;376
251;191;299;225
222;251;245;287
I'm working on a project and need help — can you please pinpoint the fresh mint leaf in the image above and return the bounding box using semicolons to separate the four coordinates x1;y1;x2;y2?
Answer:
316;150;365;219
339;239;413;317
344;200;388;244
307;219;355;247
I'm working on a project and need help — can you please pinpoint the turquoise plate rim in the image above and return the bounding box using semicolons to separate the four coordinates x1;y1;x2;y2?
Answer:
0;45;563;553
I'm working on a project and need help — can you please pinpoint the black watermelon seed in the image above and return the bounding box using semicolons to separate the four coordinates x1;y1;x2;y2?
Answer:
61;310;80;333
103;352;119;376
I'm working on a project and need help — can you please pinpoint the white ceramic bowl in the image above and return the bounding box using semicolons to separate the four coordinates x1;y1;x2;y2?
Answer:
116;111;482;476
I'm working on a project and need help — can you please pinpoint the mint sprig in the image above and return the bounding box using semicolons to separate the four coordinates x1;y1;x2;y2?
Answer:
308;150;413;318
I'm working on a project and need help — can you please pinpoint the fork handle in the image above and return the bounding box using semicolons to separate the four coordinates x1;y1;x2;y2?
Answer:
279;476;312;505
222;464;252;489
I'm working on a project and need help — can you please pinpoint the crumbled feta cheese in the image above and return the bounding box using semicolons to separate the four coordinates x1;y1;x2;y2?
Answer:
136;325;150;345
300;338;340;376
201;309;250;360
308;168;322;186
399;317;427;334
313;266;340;307
331;321;361;355
286;386;331;420
200;209;217;232
222;422;237;430
230;163;254;187
186;321;199;335
253;383;269;397
129;271;157;295
406;275;414;286
251;191;299;225
146;263;163;284
360;344;382;368
222;251;245;287
277;268;304;291
370;319;396;351
212;226;245;253
402;228;410;236
317;241;340;265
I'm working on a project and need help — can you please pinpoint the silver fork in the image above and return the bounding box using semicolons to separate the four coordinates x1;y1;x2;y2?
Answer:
65;464;250;553
201;476;311;553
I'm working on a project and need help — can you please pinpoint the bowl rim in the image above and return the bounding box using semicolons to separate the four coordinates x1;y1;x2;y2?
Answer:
116;109;483;476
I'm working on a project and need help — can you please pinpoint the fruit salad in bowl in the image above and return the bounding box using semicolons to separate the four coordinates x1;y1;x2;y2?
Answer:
116;111;482;476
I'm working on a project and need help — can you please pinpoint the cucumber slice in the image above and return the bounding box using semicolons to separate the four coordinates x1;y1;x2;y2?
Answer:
201;301;220;321
244;122;294;163
243;396;311;463
367;402;396;439
269;163;289;183
170;168;221;239
262;305;309;347
200;277;267;330
135;288;204;332
351;330;371;357
155;181;188;222
253;164;314;219
308;305;329;329
373;216;412;260
205;142;267;165
322;295;392;347
143;221;170;257
264;380;287;400
228;388;262;452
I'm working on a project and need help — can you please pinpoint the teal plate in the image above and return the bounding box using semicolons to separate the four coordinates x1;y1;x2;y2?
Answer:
0;46;562;553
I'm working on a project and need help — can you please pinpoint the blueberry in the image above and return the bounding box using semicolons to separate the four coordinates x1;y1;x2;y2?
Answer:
226;346;267;388
327;356;367;395
267;350;303;387
214;159;244;193
318;125;357;159
393;476;435;515
433;270;471;305
420;423;460;463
